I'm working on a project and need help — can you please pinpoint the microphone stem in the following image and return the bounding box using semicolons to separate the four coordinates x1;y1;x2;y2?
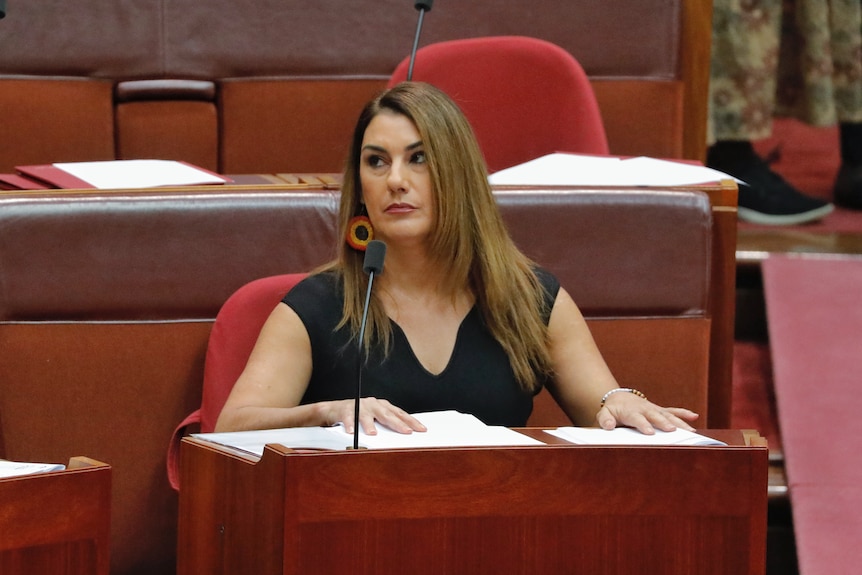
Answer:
353;270;376;450
406;8;427;81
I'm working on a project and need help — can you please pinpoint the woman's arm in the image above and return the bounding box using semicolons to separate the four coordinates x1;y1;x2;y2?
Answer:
215;303;425;434
545;288;699;433
215;303;321;432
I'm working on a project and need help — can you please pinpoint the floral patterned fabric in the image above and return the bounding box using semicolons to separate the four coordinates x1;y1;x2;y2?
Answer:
710;0;862;142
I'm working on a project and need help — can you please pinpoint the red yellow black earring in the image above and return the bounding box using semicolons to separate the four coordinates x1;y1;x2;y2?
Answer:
346;214;374;251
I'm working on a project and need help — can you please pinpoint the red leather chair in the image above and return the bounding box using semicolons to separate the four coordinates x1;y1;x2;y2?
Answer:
388;35;609;173
166;273;307;490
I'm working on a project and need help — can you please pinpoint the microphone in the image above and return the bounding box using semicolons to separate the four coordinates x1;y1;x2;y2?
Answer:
406;0;434;81
352;240;387;450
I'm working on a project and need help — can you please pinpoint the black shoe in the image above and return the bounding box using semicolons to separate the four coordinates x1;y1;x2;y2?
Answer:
707;142;834;225
833;163;862;210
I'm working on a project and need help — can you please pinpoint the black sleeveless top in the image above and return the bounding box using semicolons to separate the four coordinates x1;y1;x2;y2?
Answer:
282;268;560;427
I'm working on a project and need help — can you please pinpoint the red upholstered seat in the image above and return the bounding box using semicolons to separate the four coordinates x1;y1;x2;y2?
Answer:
388;35;609;173
166;273;307;490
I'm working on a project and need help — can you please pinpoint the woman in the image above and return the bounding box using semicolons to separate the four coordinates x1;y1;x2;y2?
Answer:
216;82;698;436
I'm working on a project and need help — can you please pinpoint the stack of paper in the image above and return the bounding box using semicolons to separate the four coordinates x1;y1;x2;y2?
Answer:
192;410;544;457
0;459;66;479
488;153;740;187
10;159;232;189
546;426;727;446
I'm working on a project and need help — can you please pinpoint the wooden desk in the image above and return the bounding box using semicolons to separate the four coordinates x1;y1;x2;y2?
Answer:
0;457;111;575
178;431;766;575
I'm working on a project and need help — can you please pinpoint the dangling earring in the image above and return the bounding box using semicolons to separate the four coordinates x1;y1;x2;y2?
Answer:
346;207;374;251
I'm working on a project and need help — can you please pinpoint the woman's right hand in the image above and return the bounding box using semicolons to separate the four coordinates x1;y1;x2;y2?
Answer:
321;397;427;435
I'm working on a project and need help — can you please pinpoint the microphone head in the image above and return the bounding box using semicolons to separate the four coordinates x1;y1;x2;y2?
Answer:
414;0;433;11
362;240;387;275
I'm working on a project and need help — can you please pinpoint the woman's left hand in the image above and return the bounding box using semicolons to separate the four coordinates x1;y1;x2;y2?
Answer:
596;391;699;435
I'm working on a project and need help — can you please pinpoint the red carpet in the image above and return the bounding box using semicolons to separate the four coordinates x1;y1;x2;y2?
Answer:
732;119;862;573
761;254;862;574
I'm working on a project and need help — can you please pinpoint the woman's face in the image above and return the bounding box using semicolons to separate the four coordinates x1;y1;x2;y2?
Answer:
359;110;434;248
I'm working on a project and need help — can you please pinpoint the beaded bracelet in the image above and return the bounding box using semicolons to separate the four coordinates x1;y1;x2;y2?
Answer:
600;387;647;408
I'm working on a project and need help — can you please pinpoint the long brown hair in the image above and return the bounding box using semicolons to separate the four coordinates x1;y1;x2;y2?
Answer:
328;81;552;392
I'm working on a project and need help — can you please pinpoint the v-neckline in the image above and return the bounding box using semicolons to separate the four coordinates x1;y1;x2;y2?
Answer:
388;304;477;377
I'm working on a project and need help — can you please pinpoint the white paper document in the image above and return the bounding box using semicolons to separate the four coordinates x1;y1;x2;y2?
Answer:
53;159;230;189
488;152;741;187
546;426;726;446
193;410;545;457
0;459;66;479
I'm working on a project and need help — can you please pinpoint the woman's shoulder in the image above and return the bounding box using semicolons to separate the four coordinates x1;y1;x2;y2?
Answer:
282;270;342;306
529;265;561;320
532;265;560;295
281;270;343;332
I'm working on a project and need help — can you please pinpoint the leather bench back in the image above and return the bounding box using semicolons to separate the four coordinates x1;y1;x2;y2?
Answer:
0;187;710;320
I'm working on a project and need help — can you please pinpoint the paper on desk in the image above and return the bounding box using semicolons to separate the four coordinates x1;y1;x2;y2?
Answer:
488;153;740;187
193;410;544;457
0;459;65;479
355;410;543;450
192;426;351;456
546;426;726;446
53;159;230;189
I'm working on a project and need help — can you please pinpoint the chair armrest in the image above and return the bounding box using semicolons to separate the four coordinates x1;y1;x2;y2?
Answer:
167;409;201;491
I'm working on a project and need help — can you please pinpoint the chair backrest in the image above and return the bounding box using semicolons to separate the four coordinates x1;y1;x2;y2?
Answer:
167;272;306;489
198;273;309;432
388;35;609;173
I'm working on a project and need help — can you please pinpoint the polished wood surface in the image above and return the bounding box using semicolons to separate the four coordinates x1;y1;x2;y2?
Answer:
178;433;767;575
681;0;714;162
737;229;862;264
689;179;739;428
0;457;111;575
